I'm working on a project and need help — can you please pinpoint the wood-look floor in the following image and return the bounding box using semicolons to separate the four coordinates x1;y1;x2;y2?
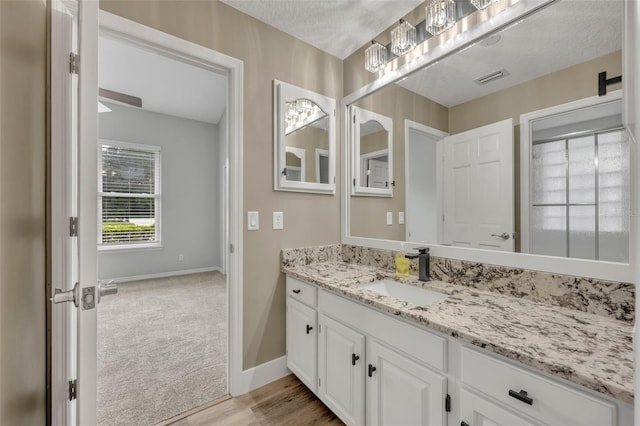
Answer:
169;374;344;426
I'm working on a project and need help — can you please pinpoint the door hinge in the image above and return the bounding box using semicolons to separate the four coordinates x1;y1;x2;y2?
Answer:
69;52;79;74
229;243;234;254
68;379;77;401
69;217;78;237
353;178;356;187
318;377;321;387
318;324;321;333
445;394;451;412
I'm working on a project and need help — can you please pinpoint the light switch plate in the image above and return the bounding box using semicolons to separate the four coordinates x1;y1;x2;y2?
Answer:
247;211;259;230
399;212;405;225
386;212;393;225
273;212;284;230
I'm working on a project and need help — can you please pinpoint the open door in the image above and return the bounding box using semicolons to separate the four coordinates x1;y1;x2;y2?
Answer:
51;1;111;423
442;119;514;251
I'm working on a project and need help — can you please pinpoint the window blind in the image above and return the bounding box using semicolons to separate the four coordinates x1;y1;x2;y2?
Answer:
98;142;161;246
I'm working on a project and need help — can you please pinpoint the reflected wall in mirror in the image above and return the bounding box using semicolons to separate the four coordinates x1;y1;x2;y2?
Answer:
347;0;629;263
274;80;336;193
351;106;394;196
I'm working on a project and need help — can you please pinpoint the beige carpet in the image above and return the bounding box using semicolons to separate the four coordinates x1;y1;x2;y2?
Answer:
97;271;227;426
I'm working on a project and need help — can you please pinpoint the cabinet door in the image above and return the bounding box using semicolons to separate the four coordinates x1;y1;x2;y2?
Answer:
366;340;447;426
318;314;365;426
286;297;317;392
460;388;540;426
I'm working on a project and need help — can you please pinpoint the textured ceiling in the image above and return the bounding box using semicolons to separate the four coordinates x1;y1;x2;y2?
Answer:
220;0;425;59
99;37;228;124
397;0;623;107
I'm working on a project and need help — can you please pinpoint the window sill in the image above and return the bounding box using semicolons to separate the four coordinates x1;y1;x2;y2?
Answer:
98;243;164;253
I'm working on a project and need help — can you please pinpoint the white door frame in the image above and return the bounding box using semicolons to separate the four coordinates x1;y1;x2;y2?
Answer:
404;120;448;243
51;7;245;423
519;90;623;254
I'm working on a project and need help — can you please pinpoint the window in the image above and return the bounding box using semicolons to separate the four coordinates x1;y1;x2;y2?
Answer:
531;128;629;262
98;140;161;249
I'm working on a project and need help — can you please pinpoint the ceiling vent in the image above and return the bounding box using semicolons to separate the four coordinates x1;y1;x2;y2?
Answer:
474;68;510;85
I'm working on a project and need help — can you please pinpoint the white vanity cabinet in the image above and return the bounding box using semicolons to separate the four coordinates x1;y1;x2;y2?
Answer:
317;314;365;425
366;339;446;426
459;347;618;426
316;285;448;426
286;278;318;392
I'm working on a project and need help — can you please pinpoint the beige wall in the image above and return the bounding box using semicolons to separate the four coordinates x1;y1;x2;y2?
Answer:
99;0;343;369
349;85;448;241
0;0;48;424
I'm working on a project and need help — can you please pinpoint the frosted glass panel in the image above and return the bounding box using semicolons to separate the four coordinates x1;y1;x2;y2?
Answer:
532;140;566;204
568;136;595;204
531;206;566;257
569;206;596;260
598;130;629;262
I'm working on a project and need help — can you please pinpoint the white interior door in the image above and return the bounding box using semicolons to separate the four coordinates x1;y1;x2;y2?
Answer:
51;0;100;423
443;119;514;251
368;159;389;188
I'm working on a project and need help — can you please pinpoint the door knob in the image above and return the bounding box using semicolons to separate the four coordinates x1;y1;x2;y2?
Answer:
490;232;510;240
98;280;118;303
51;283;79;307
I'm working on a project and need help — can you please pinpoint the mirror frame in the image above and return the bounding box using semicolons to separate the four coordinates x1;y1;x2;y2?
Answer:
274;79;336;194
341;0;637;283
351;106;394;197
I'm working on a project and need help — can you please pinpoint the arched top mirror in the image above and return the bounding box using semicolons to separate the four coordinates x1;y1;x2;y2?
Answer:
274;80;336;194
351;106;394;196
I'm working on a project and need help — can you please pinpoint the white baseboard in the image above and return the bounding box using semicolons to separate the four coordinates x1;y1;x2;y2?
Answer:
105;266;223;283
231;355;290;396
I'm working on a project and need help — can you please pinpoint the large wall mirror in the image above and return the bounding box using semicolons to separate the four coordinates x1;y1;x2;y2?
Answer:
274;80;336;194
343;0;636;282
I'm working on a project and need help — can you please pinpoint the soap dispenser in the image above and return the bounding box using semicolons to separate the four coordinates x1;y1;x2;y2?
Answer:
394;243;410;278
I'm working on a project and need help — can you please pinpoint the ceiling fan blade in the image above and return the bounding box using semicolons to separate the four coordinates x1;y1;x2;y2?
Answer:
99;88;142;108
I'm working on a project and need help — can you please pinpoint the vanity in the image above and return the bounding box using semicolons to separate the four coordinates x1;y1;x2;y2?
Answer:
281;245;634;426
273;0;637;423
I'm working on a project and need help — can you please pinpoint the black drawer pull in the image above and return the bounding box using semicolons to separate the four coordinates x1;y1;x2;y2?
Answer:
508;389;533;405
352;353;360;366
368;364;377;377
461;422;470;426
292;289;301;294
306;324;313;334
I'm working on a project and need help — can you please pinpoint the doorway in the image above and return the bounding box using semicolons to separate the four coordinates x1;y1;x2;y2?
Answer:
95;33;228;425
50;5;244;424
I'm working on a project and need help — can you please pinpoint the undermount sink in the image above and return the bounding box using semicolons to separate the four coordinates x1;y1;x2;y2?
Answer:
360;279;447;306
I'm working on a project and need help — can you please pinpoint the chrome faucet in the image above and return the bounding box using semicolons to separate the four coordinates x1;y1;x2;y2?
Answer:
405;247;430;281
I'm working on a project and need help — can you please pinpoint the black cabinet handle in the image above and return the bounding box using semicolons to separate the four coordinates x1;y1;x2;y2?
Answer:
461;422;470;426
368;364;377;377
292;289;301;294
352;354;360;366
508;389;533;406
306;324;313;334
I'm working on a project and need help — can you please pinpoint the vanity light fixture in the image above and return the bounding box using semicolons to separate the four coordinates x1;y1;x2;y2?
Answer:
365;40;388;73
391;19;417;56
425;0;457;36
471;0;499;10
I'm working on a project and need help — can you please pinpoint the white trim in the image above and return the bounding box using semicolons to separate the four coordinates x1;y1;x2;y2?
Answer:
99;8;244;398
404;120;448;244
233;356;290;396
341;0;635;284
100;266;223;283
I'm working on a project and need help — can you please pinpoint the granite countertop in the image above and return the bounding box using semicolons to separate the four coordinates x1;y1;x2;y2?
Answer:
282;260;634;404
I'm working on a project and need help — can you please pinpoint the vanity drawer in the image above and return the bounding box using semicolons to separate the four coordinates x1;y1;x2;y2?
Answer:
461;347;615;426
286;276;317;307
